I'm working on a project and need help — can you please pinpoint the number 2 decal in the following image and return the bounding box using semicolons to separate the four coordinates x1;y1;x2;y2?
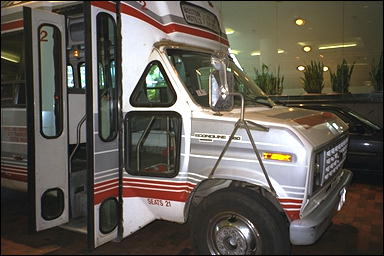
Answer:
138;1;147;10
40;30;48;42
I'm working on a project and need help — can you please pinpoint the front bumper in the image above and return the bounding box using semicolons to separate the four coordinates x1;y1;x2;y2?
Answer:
289;169;353;245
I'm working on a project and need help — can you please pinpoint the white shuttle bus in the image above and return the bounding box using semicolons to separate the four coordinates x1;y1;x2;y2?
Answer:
1;1;352;254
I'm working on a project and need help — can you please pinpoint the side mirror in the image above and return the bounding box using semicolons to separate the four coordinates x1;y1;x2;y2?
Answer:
209;57;234;111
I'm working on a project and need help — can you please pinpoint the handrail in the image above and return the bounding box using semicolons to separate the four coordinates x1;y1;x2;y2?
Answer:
69;114;86;174
136;116;156;172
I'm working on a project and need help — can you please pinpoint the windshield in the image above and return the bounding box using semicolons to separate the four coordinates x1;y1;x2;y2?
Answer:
166;49;275;108
347;110;382;131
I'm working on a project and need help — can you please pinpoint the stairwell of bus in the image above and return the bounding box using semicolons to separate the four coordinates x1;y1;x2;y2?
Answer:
59;8;88;235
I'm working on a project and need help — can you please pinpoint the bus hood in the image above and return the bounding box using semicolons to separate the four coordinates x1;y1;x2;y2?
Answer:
223;106;348;148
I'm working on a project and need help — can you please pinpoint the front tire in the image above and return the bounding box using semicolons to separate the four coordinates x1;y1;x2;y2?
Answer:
191;189;291;255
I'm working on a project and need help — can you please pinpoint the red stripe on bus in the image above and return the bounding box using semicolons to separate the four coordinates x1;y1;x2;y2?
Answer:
1;172;27;182
1;168;27;175
94;183;118;193
285;210;300;221
123;177;195;187
1;165;27;171
281;204;302;209
1;20;23;31
123;184;193;192
94;178;119;189
91;1;116;12
94;188;118;205
164;23;229;45
94;178;194;205
122;187;190;202
278;198;303;204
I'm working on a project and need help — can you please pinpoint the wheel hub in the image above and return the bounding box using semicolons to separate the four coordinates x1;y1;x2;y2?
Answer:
216;226;247;254
208;212;261;255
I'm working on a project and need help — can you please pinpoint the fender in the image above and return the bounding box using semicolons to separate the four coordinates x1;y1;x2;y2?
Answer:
184;178;288;223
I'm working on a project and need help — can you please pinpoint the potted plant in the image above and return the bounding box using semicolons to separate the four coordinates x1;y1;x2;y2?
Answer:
370;53;383;92
253;64;284;95
330;59;355;93
301;60;324;94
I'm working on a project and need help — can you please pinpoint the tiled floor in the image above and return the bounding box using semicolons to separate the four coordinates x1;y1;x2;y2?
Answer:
1;174;383;255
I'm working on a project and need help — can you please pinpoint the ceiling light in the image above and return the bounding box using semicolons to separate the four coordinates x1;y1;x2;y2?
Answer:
1;51;20;63
277;49;285;54
297;65;305;71
230;53;244;71
318;43;357;50
251;51;261;56
225;27;235;35
73;49;80;58
229;48;240;55
323;66;329;72
303;46;312;52
295;18;305;26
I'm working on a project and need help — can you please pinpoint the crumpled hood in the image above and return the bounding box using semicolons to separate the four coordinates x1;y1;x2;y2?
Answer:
221;106;348;148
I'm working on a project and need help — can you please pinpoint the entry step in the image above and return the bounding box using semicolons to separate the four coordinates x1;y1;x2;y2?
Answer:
60;217;87;234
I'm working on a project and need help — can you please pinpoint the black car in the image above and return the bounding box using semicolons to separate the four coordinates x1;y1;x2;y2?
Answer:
288;104;383;175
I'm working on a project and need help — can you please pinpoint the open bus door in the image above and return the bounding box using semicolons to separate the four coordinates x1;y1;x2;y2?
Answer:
23;6;69;231
84;2;122;249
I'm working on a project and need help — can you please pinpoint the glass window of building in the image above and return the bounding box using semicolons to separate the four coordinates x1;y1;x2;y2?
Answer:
219;1;383;95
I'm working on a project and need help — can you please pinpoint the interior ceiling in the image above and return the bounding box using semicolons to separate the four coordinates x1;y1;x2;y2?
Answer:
214;1;383;82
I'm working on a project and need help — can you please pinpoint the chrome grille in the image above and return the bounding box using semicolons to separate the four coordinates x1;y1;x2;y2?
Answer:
312;135;349;194
323;137;348;181
321;136;348;185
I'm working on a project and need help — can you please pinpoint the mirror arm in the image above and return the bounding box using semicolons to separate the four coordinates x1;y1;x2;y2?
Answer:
209;92;276;196
229;92;245;121
244;120;269;132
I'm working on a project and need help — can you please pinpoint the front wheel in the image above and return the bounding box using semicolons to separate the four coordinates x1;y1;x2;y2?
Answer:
191;189;291;255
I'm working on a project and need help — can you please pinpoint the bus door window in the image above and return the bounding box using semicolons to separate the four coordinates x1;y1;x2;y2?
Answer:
38;24;63;138
96;13;117;142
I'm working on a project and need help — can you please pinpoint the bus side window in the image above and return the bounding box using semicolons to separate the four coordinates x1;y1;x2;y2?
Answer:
67;65;74;88
1;30;25;107
1;84;17;106
130;61;176;107
125;112;182;178
79;62;86;89
17;84;26;105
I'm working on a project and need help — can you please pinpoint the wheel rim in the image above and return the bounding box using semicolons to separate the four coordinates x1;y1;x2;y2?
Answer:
207;211;262;255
